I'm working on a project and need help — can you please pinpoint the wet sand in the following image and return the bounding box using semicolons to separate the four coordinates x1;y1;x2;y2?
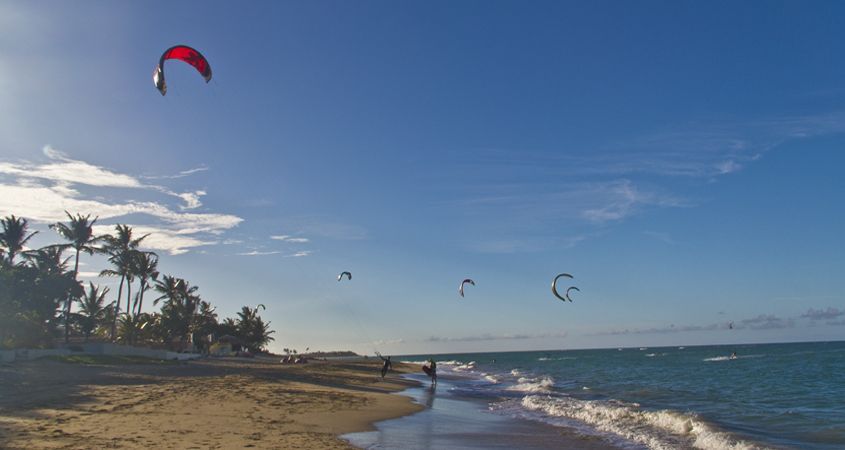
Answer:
344;374;619;450
0;356;422;449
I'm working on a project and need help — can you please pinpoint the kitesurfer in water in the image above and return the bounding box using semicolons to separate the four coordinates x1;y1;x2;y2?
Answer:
730;352;737;360
379;354;392;378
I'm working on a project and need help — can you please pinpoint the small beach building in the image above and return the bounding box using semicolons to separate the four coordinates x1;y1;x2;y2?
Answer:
209;335;243;356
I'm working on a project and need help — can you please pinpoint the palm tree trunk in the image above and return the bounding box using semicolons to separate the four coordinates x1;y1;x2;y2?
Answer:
112;275;124;341
126;281;132;320
66;249;80;344
136;281;146;317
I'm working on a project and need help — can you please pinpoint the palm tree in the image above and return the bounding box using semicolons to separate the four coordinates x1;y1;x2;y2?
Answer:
192;301;218;353
51;212;104;342
130;251;159;317
23;246;70;276
0;215;38;265
22;246;77;336
194;300;218;336
152;275;184;308
216;317;239;338
76;282;111;341
123;259;136;328
237;304;265;324
154;276;200;350
100;225;147;339
116;313;147;346
2;248;80;348
236;304;275;353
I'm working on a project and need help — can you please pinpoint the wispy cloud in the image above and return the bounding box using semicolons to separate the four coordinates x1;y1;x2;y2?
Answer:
237;250;282;256
370;338;405;346
77;271;102;279
597;306;845;336
457;180;685;225
740;314;795;330
716;160;742;175
442;112;845;253
1;147;217;211
270;235;310;243
453;178;685;253
0;147;241;255
237;249;311;257
642;231;676;245
277;217;367;241
588;112;845;178
1;146;143;188
801;307;845;321
175;191;206;210
468;234;590;254
581;180;685;224
597;323;722;336
426;331;567;342
93;225;217;256
143;165;209;180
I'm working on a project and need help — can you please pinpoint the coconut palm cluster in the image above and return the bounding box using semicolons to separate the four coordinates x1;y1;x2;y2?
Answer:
0;213;274;353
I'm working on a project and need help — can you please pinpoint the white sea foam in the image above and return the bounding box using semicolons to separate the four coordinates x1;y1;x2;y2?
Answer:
703;354;764;362
645;353;657;357
538;356;577;361
507;376;556;393
436;360;465;366
521;395;767;450
483;374;500;384
400;360;429;365
510;369;523;377
453;361;476;371
400;359;464;366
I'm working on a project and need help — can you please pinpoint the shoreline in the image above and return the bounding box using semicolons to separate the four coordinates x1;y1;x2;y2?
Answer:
0;356;424;449
344;373;619;450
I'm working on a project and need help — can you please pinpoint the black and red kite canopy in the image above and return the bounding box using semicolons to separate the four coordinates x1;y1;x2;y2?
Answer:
153;45;212;96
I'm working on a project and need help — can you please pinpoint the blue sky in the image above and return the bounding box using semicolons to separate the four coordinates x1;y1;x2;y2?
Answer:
1;1;844;354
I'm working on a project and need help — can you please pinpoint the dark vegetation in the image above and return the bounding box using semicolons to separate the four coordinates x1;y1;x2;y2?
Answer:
0;213;275;353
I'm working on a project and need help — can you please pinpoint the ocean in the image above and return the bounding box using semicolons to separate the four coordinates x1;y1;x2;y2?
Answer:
344;341;845;450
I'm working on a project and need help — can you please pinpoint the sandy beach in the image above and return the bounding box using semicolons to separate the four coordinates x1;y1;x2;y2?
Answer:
0;356;422;449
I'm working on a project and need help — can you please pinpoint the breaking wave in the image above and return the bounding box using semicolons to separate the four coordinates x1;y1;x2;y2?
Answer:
506;376;556;393
703;354;765;362
521;395;768;450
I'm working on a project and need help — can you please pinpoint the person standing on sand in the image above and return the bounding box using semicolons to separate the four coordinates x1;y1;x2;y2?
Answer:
428;358;437;385
379;354;392;378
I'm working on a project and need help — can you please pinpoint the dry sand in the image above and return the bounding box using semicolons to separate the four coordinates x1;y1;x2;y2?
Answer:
0;356;423;449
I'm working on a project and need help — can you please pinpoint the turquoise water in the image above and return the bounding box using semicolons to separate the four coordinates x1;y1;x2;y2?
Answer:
396;342;845;449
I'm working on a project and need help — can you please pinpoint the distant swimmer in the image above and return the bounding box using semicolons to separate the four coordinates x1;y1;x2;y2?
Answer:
378;354;392;378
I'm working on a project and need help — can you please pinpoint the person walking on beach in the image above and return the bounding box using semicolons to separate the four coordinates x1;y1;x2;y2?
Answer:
428;358;437;385
379;354;392;378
